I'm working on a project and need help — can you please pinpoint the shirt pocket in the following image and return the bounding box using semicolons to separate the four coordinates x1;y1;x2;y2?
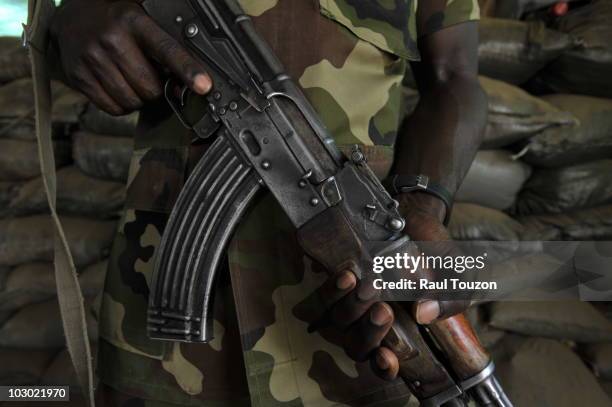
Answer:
317;0;420;61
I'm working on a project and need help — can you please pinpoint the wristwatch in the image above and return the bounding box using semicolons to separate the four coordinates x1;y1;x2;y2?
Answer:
384;174;453;226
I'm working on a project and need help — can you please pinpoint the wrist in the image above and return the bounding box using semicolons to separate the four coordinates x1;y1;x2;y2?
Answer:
397;192;446;223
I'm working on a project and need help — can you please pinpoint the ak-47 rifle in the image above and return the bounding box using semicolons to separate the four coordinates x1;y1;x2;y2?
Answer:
142;1;511;405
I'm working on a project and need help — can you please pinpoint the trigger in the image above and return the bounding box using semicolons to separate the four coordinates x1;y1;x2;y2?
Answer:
164;79;193;129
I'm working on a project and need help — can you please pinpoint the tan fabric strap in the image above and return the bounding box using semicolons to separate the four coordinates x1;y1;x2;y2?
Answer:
25;0;96;405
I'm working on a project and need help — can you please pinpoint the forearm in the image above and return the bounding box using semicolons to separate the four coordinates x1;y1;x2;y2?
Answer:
393;74;487;228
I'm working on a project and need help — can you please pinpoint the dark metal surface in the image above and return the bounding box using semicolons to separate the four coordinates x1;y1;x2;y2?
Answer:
147;133;262;342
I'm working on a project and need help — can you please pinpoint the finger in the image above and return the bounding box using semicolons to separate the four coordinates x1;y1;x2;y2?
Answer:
343;302;393;362
316;270;357;310
85;45;144;111
132;14;212;94
414;299;471;324
101;35;163;101
371;347;399;381
330;276;381;330
69;64;124;116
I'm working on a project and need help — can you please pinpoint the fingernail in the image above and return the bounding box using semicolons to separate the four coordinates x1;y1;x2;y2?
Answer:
376;351;389;370
193;74;212;94
336;271;356;290
416;300;440;324
370;303;392;326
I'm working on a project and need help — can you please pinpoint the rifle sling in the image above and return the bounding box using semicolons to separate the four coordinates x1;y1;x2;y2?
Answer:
25;0;96;405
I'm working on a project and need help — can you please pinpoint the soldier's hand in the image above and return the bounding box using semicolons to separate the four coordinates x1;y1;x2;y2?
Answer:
310;193;473;382
50;0;212;115
312;270;400;380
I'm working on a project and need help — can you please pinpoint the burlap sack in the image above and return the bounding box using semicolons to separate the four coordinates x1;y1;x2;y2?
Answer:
540;0;612;98
0;78;86;123
404;77;577;149
3;166;126;218
490;301;612;343
0;216;117;267
480;76;577;148
0;139;71;181
0;37;30;84
79;103;139;137
456;150;532;210
515;160;612;215
495;337;611;407
478;18;576;84
0;297;98;349
448;203;525;241
522;94;612;167
520;205;612;240
0;263;55;313
73;131;133;181
0;348;57;385
0;260;107;313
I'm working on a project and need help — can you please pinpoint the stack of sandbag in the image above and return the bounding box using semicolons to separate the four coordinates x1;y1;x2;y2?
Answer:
477;17;577;85
483;301;612;406
538;0;612;98
0;37;30;84
0;62;136;392
512;93;612;240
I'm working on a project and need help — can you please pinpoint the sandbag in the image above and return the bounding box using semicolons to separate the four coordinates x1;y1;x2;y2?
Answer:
73;131;133;181
0;348;57;385
478;18;576;85
0;297;98;349
456;150;532;210
79;103;139;137
403;78;577;148
448;203;525;241
515;160;612;215
520;204;612;240
0;139;71;181
3;166;126;217
522;94;612;167
495;337;611;407
490;301;612;343
0;216;117;267
0;78;87;123
480;76;577;148
540;0;612;98
0;263;55;313
0;120;35;140
0;260;107;313
581;343;612;381
0;37;30;84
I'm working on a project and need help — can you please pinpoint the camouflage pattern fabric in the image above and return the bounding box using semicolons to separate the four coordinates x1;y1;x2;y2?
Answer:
97;1;479;406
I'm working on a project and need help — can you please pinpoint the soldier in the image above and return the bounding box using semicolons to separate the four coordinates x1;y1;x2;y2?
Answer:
48;0;486;405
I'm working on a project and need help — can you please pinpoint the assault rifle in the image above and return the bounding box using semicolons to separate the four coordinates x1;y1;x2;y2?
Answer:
142;0;511;406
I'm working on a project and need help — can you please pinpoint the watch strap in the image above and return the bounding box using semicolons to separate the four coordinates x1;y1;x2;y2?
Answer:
385;174;453;226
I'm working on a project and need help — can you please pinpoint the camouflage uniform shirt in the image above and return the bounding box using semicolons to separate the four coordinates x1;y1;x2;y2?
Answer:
97;1;479;406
